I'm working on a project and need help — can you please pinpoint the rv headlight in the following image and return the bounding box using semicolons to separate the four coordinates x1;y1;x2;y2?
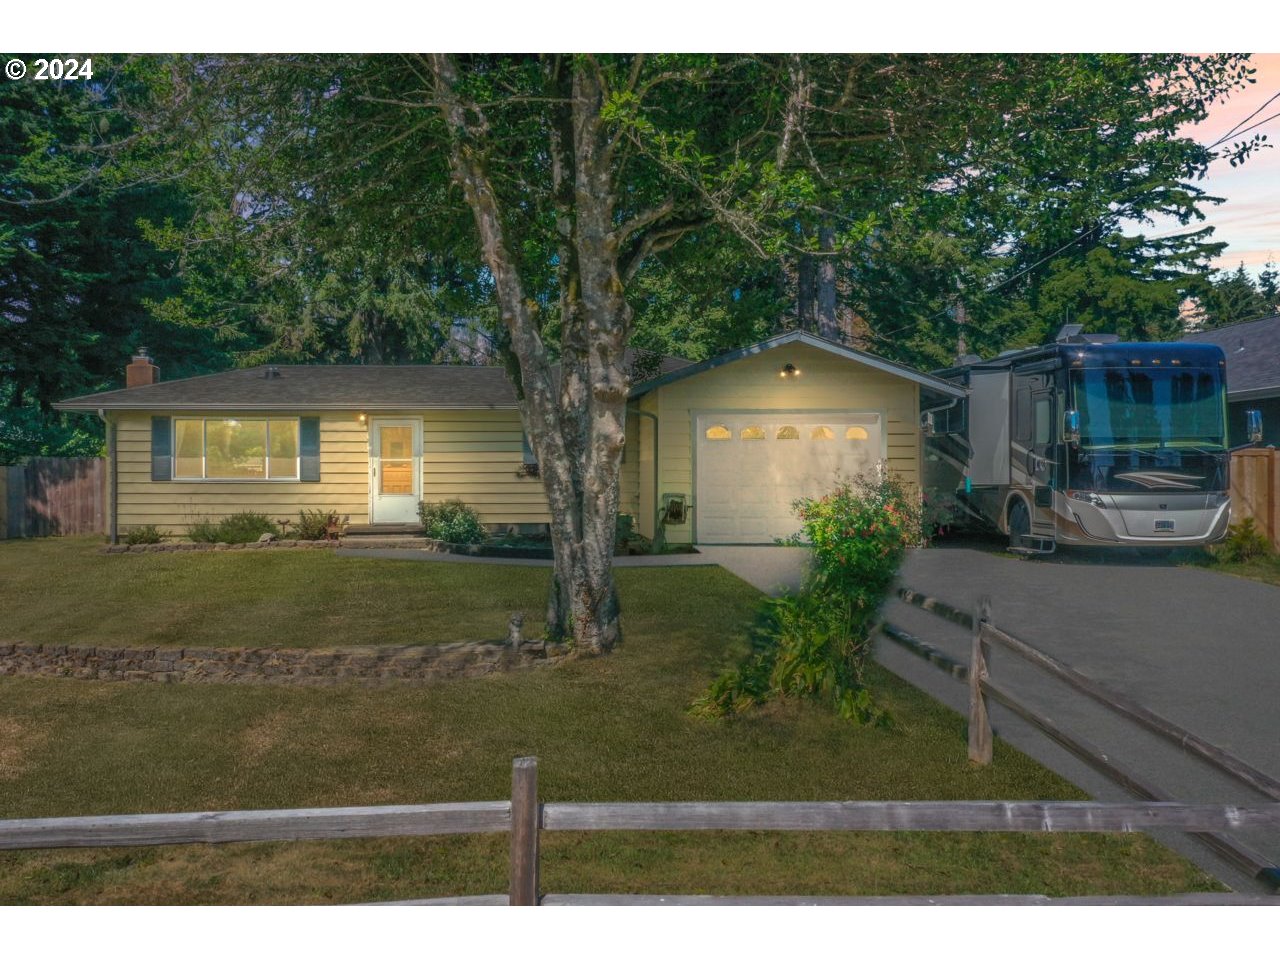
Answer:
1067;490;1105;508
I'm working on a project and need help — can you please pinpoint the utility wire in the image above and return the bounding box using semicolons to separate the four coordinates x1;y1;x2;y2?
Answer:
1207;108;1280;150
1205;90;1280;150
870;224;1104;344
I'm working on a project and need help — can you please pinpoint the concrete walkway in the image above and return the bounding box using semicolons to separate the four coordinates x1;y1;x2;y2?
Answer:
336;546;719;568
336;544;812;590
879;545;1280;893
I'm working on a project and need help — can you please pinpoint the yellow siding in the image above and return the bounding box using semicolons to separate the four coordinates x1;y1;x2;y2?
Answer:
115;409;552;535
643;343;922;544
110;345;922;542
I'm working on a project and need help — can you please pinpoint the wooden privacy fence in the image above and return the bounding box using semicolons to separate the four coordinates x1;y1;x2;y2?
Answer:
890;588;1280;891
2;757;1280;905
1;457;105;539
1231;447;1280;549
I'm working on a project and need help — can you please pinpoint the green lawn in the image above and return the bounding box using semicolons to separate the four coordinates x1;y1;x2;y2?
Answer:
0;536;549;647
0;537;1222;903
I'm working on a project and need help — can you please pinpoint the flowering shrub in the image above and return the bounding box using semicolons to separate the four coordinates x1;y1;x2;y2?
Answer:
419;499;487;544
795;472;922;614
692;470;920;726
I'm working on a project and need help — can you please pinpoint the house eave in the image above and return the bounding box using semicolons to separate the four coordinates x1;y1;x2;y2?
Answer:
626;329;966;400
53;402;521;413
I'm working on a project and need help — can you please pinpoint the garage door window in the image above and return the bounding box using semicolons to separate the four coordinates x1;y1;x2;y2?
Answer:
811;426;834;440
776;425;799;440
846;426;869;440
705;424;731;440
740;425;766;440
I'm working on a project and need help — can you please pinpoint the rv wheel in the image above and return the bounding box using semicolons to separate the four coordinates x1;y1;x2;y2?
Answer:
1007;499;1031;553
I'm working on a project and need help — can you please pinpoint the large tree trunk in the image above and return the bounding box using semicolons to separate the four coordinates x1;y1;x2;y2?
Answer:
432;54;629;654
816;223;840;340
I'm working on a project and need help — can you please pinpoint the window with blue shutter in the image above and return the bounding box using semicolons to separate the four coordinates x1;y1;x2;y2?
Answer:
151;416;172;481
300;417;321;482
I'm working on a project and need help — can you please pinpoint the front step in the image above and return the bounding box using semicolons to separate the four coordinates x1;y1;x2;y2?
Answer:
1010;534;1056;556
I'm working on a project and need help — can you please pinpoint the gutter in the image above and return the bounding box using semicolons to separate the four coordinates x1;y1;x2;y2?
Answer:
98;409;118;545
631;405;660;542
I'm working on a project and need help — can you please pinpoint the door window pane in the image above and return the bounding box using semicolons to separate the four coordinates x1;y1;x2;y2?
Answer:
268;419;299;479
382;425;412;460
776;425;799;440
380;426;414;494
206;419;267;479
174;419;203;478
740;425;766;440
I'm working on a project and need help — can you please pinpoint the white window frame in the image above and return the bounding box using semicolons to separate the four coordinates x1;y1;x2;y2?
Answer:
172;417;302;482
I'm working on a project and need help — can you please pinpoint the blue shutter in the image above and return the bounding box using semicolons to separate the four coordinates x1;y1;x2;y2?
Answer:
300;417;321;482
151;417;172;481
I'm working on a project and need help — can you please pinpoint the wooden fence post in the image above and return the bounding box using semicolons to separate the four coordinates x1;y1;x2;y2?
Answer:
509;756;540;905
968;597;993;765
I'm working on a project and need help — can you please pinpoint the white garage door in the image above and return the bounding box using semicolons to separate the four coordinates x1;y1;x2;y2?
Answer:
695;412;883;544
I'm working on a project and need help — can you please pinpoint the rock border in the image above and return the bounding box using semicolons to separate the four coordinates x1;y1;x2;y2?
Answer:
103;539;340;554
0;636;569;687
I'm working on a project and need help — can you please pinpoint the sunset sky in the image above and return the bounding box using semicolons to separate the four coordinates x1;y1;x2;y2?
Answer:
1144;52;1280;276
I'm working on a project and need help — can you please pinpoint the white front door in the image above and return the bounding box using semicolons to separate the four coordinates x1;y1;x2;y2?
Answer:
695;412;884;544
370;418;422;524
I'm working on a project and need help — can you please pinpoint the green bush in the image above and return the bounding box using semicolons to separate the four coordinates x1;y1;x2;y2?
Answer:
124;524;164;545
419;499;487;544
296;509;337;541
188;512;280;544
1214;517;1273;563
188;518;221;543
693;471;920;725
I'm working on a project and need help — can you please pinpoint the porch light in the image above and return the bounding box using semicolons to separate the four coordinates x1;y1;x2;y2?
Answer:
357;413;367;424
780;363;801;379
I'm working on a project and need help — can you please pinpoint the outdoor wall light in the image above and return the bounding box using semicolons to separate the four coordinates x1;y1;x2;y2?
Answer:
779;363;801;379
357;413;368;424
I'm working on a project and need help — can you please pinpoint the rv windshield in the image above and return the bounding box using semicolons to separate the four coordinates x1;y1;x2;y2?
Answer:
1071;367;1226;450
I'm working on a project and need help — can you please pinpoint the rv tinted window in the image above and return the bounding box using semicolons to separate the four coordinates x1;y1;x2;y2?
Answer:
1015;388;1032;441
1034;396;1052;445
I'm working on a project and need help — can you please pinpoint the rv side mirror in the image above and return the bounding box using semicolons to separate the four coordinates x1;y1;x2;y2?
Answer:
921;411;936;437
1064;409;1081;444
1246;409;1264;444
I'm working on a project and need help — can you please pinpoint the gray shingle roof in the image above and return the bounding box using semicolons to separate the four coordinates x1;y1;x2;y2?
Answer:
1183;314;1280;399
55;355;695;412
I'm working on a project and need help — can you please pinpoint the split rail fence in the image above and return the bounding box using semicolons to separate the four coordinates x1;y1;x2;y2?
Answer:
888;588;1280;892
2;756;1278;905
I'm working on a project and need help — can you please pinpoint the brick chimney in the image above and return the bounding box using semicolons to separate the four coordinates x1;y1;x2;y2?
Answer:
126;348;160;388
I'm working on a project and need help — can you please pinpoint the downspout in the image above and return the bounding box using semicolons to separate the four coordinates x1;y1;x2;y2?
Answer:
98;409;118;545
632;405;661;549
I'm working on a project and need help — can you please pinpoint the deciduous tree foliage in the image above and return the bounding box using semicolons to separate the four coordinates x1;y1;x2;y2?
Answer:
119;53;1254;651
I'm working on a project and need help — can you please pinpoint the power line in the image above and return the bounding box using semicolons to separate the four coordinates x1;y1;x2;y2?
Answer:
870;224;1104;344
1205;90;1280;150
1208;108;1280;150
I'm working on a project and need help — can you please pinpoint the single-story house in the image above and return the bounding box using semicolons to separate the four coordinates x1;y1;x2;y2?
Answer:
1183;313;1280;447
55;330;964;545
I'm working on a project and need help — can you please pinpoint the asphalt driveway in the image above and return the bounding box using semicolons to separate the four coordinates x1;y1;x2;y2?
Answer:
879;545;1280;892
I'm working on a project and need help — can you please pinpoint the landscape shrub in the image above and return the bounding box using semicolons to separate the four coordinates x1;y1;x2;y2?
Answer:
1213;517;1273;563
187;518;221;543
296;509;337;541
124;524;164;545
692;471;920;725
419;499;486;544
188;512;280;544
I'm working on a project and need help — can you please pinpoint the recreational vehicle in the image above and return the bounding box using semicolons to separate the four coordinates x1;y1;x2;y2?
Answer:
924;327;1235;553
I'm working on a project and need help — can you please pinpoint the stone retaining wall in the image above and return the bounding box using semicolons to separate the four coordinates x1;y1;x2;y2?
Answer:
103;539;340;554
0;638;564;686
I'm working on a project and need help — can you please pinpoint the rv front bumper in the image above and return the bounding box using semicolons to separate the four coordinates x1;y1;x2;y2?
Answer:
1056;493;1231;547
